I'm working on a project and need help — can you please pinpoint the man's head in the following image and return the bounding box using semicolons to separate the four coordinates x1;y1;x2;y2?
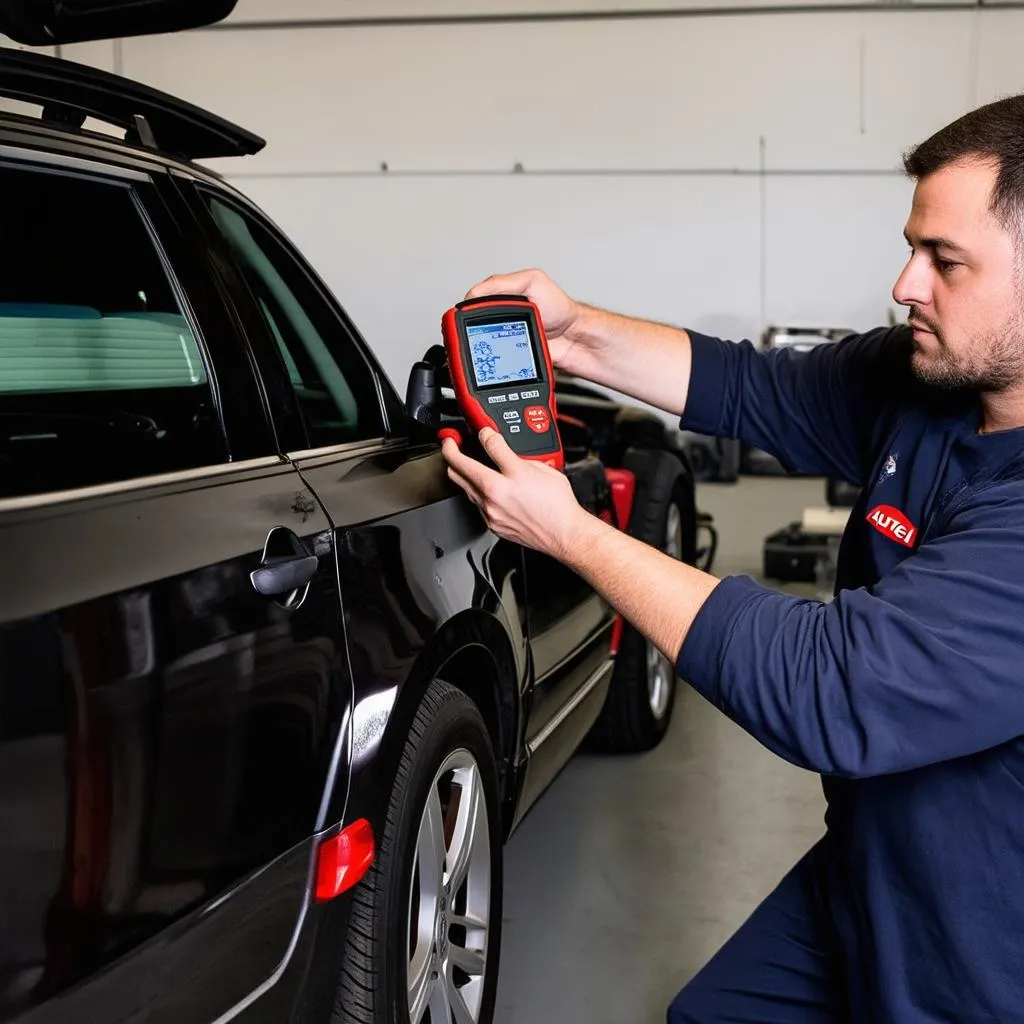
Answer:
894;95;1024;393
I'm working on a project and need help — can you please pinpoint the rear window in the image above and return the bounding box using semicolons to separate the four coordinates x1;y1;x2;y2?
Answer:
0;164;224;499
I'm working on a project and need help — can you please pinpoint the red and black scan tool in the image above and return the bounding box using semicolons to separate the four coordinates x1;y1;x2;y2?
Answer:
440;294;564;471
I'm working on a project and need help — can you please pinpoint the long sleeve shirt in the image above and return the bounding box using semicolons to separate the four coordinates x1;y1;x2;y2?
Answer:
677;325;1024;1022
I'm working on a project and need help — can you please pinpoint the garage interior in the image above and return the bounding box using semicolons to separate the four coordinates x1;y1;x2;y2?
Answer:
3;1;1021;1021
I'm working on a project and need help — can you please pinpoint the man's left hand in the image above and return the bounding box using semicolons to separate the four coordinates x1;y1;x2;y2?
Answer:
440;428;585;559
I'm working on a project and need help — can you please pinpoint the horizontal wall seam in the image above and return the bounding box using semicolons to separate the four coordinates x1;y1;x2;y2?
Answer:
208;2;1012;31
224;167;907;179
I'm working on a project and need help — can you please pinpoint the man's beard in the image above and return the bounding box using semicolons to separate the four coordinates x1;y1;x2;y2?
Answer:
908;307;1024;393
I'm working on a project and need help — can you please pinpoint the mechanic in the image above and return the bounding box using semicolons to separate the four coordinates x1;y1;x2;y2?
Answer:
440;94;1024;1023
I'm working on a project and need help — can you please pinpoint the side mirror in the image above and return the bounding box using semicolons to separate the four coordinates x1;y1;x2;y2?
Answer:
405;346;466;445
405;361;440;434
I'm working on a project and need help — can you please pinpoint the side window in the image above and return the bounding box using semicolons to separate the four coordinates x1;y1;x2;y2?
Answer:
0;164;223;500
200;191;383;449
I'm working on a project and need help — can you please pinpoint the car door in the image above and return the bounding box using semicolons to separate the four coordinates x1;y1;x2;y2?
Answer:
0;150;350;1024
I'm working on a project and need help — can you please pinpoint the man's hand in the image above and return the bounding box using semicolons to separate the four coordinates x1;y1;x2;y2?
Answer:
464;268;693;417
440;427;586;559
441;426;720;665
464;268;591;378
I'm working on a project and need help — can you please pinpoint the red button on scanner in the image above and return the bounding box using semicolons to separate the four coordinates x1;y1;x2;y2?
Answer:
524;406;550;433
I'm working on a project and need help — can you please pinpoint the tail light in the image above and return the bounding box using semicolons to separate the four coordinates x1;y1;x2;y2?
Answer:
315;818;375;902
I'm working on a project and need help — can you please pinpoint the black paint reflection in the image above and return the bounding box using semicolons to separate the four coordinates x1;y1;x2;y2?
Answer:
0;554;345;1016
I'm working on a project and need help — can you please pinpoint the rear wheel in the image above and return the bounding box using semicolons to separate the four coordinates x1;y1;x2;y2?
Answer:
334;680;503;1024
590;449;693;753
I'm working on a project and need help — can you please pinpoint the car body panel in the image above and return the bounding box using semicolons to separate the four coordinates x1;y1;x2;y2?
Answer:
293;444;530;833
0;461;350;1024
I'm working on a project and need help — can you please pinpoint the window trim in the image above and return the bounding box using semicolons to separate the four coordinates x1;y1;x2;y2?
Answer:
284;435;406;464
129;185;228;443
0;435;411;515
0;455;286;515
0;143;151;182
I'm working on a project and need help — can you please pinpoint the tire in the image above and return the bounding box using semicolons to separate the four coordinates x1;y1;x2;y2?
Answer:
590;448;693;753
333;680;503;1024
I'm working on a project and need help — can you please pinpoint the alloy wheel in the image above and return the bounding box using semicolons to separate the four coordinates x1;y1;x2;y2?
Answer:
406;749;491;1024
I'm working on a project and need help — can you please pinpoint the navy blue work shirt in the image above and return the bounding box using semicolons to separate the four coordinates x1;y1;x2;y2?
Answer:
677;324;1024;1022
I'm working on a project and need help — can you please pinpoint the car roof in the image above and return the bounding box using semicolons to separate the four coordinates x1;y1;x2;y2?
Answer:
0;46;263;175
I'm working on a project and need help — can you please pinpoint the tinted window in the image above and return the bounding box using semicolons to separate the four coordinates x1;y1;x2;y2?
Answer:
201;192;383;448
0;164;224;499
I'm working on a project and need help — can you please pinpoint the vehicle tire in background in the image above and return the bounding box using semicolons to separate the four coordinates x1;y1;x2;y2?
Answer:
589;448;694;753
334;680;503;1024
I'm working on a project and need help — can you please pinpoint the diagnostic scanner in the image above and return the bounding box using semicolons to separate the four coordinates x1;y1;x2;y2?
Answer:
441;294;564;471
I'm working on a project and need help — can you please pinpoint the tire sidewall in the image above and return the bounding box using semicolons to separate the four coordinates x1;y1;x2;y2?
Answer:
381;684;504;1024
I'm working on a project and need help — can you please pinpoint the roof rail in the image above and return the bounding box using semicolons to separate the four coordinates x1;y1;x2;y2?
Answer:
0;48;265;160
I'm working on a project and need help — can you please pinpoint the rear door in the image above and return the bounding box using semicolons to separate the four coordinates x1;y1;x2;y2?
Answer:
0;149;349;1024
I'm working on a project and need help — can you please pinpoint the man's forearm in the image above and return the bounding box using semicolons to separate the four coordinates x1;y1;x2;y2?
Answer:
563;305;693;418
560;507;719;664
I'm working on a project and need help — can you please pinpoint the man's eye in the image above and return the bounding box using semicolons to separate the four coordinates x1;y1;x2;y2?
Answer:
937;258;961;273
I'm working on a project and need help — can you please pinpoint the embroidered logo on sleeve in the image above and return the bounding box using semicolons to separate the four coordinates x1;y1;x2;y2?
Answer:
877;452;898;484
866;505;918;547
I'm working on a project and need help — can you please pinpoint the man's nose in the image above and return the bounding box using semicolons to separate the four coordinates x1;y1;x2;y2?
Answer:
892;256;931;308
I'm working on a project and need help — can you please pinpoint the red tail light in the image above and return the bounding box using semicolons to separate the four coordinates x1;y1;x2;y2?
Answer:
315;818;375;901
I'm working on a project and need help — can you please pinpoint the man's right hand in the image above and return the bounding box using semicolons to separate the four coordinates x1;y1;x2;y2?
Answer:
464;268;589;376
464;267;694;418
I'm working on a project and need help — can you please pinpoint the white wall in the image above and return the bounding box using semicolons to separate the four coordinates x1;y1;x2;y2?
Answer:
7;3;1024;408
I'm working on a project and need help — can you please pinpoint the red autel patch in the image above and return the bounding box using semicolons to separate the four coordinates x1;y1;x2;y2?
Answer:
866;505;918;548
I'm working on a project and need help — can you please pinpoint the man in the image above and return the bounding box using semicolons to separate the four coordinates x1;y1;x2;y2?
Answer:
440;95;1024;1021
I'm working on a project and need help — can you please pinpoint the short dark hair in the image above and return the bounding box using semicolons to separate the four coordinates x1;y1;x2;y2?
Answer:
903;95;1024;235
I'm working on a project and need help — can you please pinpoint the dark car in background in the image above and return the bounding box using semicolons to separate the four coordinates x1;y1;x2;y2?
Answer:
0;9;711;1022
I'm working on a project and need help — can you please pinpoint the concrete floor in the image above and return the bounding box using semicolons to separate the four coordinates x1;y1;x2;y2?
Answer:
495;475;831;1023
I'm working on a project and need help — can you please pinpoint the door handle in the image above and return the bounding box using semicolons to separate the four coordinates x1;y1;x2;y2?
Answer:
250;552;319;597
